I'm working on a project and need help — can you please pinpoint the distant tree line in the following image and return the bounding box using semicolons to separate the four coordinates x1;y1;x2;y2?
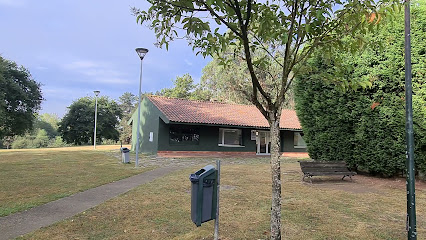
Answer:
0;46;297;149
10;113;68;149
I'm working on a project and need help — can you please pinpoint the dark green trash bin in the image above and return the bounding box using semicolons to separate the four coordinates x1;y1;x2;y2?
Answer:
189;165;218;226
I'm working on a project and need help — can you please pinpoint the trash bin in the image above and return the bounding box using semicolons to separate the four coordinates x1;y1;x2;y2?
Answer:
120;147;130;164
189;165;218;226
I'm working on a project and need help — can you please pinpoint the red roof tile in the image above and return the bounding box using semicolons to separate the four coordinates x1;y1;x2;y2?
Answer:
148;96;301;130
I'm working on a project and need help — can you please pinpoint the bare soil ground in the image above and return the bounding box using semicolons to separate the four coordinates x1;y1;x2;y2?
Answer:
284;162;426;194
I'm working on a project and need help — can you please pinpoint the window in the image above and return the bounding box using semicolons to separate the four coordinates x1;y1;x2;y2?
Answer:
294;132;306;148
218;128;243;147
169;126;200;145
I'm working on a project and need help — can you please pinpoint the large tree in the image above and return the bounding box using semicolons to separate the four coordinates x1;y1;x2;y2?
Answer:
133;0;398;238
59;96;122;145
0;56;43;140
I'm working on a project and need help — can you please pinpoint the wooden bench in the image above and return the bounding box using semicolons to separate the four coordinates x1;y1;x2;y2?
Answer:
299;161;357;183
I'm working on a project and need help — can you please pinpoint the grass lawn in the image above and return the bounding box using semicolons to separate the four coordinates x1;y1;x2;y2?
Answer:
0;145;153;217
19;161;425;240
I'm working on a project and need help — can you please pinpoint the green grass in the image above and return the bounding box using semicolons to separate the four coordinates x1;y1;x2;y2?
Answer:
19;162;426;239
0;145;153;217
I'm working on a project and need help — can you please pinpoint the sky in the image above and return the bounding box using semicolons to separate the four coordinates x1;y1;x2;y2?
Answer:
0;0;211;117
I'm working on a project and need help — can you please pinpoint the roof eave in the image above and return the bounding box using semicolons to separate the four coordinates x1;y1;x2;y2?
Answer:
167;120;301;131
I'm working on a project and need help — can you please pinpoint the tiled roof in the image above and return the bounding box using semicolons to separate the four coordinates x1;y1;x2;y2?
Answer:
147;96;302;130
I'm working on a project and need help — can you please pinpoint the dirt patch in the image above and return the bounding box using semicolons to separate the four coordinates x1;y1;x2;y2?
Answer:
304;174;426;194
308;178;378;194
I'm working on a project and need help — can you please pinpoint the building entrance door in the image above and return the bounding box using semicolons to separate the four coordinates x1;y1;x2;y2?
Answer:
256;131;271;155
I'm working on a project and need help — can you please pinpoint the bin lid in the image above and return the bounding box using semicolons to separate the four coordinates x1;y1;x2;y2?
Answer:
189;173;199;182
120;147;129;153
189;165;215;182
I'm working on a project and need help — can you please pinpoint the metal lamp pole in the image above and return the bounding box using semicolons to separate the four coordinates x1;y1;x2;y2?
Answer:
93;90;100;150
404;0;417;239
135;48;149;167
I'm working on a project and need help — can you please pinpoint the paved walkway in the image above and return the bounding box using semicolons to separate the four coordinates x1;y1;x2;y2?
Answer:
0;166;179;240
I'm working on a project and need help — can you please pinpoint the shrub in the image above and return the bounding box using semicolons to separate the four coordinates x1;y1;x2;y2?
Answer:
11;135;32;149
295;6;426;176
33;129;49;148
48;136;69;148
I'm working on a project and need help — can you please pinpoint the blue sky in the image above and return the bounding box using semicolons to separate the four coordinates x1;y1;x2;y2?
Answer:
0;0;211;117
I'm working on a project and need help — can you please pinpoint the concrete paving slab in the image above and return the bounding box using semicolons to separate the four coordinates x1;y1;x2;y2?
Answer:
0;166;179;240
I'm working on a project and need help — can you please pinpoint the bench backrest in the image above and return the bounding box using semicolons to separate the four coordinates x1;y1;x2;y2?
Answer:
299;161;351;173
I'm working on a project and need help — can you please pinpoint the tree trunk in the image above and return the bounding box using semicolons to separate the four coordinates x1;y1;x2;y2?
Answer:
269;115;282;240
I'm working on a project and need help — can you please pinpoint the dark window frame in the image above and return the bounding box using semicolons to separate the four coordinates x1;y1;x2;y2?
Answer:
218;128;244;147
169;125;200;145
294;132;306;148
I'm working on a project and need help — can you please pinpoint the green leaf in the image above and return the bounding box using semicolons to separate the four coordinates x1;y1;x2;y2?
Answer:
281;32;288;44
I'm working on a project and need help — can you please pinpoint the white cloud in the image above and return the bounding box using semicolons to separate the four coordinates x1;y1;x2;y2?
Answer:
35;66;48;70
0;0;26;7
42;86;82;101
95;77;132;84
80;69;122;77
63;60;99;70
184;59;193;66
61;59;132;85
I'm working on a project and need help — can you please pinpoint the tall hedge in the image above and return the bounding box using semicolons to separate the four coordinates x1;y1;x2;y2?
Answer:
295;4;426;176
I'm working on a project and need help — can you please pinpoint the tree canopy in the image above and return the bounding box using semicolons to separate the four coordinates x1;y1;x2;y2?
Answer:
34;113;60;139
0;56;43;140
59;97;122;145
158;74;196;98
156;73;212;100
200;56;297;107
295;4;426;176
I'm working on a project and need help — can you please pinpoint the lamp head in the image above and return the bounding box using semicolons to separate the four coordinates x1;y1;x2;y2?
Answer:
135;48;149;60
94;90;100;96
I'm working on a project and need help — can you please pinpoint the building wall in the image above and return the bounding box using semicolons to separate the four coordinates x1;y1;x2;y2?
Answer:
158;123;258;152
158;123;307;153
281;130;307;152
130;98;165;154
130;98;307;154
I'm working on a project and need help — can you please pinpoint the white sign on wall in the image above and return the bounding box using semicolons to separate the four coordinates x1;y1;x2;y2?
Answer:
149;132;154;142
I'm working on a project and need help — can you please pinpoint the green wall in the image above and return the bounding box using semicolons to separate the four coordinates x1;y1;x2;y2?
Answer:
281;130;306;152
158;122;306;153
130;97;168;154
158;122;257;152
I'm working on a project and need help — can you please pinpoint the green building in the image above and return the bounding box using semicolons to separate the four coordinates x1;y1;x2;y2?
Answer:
129;96;307;157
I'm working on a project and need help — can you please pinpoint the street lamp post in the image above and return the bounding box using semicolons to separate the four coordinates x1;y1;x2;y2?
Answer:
135;48;149;167
93;90;100;150
404;1;417;238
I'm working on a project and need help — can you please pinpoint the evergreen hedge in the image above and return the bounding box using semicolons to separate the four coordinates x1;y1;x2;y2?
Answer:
295;4;426;176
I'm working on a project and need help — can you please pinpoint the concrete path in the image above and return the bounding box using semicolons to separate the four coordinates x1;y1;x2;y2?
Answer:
0;166;179;240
